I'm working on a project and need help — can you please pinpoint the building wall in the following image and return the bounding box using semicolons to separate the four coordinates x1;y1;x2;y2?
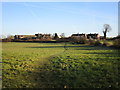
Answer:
71;33;100;40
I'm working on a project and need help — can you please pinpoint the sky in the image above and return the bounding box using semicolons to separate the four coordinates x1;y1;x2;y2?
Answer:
2;2;118;37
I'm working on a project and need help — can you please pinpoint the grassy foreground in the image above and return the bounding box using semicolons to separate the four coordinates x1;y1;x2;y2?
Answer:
2;42;120;88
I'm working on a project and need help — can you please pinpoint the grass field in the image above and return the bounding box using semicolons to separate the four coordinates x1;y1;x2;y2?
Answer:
2;42;120;88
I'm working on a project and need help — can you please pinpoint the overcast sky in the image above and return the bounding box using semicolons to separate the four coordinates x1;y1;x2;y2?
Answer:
2;2;118;37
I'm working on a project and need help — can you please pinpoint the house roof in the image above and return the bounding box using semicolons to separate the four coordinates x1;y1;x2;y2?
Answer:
87;33;99;36
71;34;86;36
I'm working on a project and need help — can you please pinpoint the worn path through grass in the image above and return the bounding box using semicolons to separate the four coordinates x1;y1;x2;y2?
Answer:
2;42;65;88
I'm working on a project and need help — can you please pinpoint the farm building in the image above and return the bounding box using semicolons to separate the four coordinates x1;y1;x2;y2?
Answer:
70;33;87;43
35;33;52;40
14;33;52;41
71;33;87;38
71;33;86;37
14;35;36;40
70;33;100;40
57;37;70;42
87;33;100;39
14;33;100;42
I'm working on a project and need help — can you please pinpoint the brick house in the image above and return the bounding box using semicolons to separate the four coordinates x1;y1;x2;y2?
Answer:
35;33;52;40
87;33;100;39
71;33;87;38
14;35;36;40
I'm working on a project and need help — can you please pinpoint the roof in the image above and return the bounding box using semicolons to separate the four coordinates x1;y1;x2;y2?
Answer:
15;35;36;38
15;35;35;36
87;33;99;36
71;34;86;36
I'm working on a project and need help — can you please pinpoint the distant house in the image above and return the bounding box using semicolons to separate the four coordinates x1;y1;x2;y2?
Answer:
57;37;70;42
100;36;104;40
87;33;100;39
14;33;100;42
70;33;100;40
14;35;36;40
71;33;87;38
70;33;87;43
14;33;52;41
35;33;52;40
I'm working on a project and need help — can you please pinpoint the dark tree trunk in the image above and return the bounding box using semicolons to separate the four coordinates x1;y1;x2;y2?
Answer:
104;32;106;39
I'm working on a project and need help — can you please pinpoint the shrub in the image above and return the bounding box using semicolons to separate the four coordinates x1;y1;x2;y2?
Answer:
94;40;101;46
113;39;120;48
87;39;95;45
79;37;87;44
71;37;87;44
102;40;113;47
86;39;102;46
84;39;89;44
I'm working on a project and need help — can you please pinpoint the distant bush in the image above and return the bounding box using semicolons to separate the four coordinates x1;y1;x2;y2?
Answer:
86;39;101;46
71;37;102;46
87;39;95;45
71;37;87;44
102;42;109;46
84;39;89;44
102;40;114;47
113;39;120;48
94;40;101;46
2;38;13;42
79;37;87;44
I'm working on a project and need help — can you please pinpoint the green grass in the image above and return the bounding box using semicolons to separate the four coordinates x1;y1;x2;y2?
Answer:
2;42;65;88
2;42;120;88
100;40;114;46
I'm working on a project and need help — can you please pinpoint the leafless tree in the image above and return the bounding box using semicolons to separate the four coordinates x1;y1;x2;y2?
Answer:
60;33;65;38
53;33;59;40
0;35;6;39
103;24;111;39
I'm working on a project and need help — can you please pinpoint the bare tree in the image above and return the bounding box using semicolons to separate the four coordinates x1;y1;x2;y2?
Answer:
103;24;111;39
7;35;14;39
53;33;59;40
0;35;6;39
60;33;65;38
